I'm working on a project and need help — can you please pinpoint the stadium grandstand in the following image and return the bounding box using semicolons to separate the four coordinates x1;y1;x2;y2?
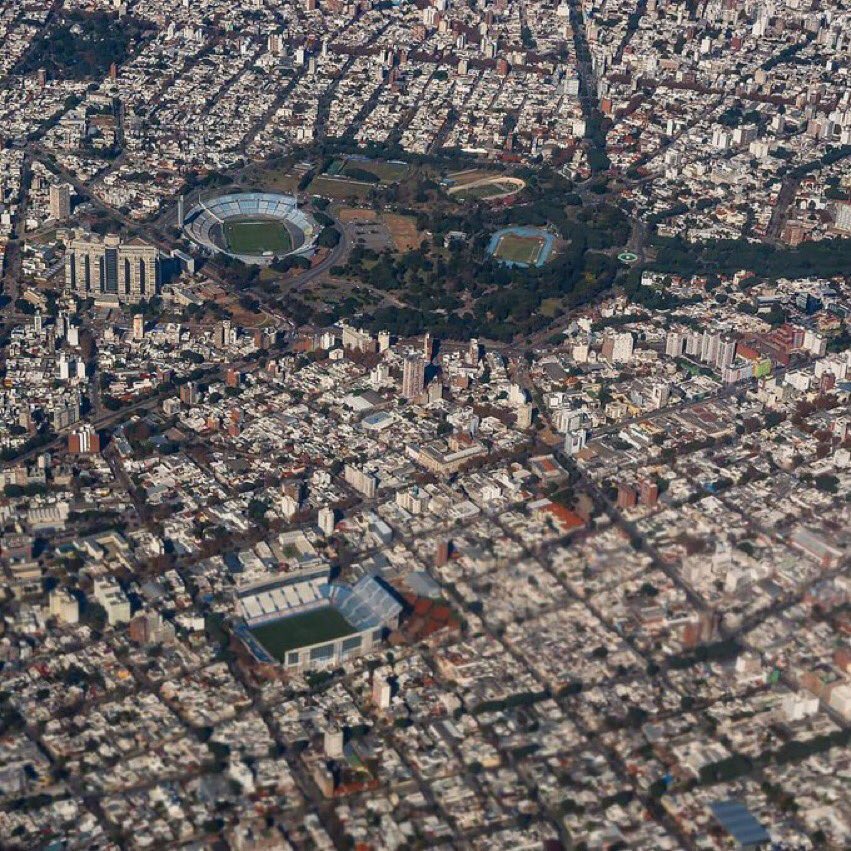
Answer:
234;567;403;671
183;191;319;265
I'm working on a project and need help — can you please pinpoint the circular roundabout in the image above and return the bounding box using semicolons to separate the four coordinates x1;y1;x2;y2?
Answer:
183;191;319;266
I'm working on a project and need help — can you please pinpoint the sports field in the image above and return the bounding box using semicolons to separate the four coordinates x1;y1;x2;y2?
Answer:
249;607;356;659
224;218;292;255
453;179;525;202
327;157;409;183
493;233;546;265
455;182;507;201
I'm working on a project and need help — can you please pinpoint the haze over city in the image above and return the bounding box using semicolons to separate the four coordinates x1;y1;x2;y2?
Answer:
0;1;849;849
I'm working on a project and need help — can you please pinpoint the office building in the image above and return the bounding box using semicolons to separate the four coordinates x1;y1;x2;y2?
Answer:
65;230;160;304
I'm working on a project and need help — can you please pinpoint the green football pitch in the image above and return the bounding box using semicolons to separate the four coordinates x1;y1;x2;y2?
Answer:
224;218;292;255
493;233;545;265
249;607;356;659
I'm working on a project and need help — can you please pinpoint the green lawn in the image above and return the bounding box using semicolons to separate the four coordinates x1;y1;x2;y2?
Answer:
224;218;292;255
455;180;518;201
455;183;504;201
250;607;356;659
494;234;545;265
345;160;409;182
308;175;373;199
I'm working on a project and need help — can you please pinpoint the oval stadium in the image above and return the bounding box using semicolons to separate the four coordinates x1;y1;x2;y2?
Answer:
183;191;319;265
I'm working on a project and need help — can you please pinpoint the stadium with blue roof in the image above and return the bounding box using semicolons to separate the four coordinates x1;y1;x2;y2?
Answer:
235;566;404;672
183;190;319;266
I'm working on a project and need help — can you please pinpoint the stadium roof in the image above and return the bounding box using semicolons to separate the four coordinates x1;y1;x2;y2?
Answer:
709;800;770;848
335;574;404;630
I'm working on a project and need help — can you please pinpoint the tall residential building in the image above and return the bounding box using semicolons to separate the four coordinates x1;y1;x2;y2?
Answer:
49;183;71;220
638;478;659;506
564;427;587;455
344;464;378;498
372;675;392;709
650;383;670;410
601;331;634;363
516;403;534;429
92;576;131;625
214;319;233;348
467;338;480;364
685;332;702;357
715;336;737;370
665;330;685;358
65;230;160;304
402;353;426;399
617;483;637;509
700;330;721;364
132;313;145;341
49;588;79;624
341;323;375;352
318;506;335;536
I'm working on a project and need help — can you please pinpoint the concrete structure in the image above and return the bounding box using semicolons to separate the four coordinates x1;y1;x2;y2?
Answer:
183;191;318;266
602;332;634;364
318;506;335;536
48;588;79;624
65;231;160;304
236;568;403;673
92;576;131;626
49;184;71;221
68;424;100;455
345;464;378;498
402;353;425;399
